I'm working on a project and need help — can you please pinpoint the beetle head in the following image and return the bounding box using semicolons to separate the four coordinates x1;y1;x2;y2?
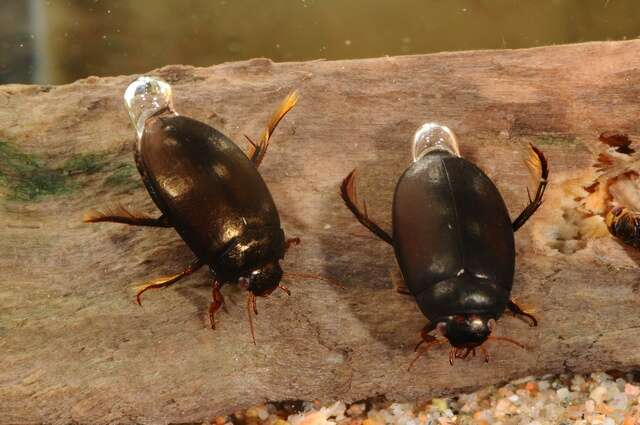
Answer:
238;261;283;296
438;314;496;348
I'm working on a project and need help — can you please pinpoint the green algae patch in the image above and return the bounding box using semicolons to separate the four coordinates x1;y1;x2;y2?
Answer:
62;153;108;176
0;141;134;202
0;140;72;201
104;162;140;190
535;135;578;146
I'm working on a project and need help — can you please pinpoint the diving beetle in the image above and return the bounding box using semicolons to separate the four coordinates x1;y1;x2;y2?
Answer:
340;123;549;365
85;76;300;342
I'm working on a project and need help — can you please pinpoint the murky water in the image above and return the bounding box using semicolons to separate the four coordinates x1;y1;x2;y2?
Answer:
2;0;640;84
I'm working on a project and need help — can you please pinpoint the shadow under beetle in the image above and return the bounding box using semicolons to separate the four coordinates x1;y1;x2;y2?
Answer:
340;123;549;365
85;76;299;342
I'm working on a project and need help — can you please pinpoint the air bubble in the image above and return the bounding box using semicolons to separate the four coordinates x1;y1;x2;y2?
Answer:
411;123;460;162
123;76;176;140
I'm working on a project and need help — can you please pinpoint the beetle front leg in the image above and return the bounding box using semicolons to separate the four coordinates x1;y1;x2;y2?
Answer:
408;322;446;370
208;281;225;330
414;322;438;351
84;205;172;228
135;258;204;305
506;299;538;327
340;169;393;245
512;145;549;232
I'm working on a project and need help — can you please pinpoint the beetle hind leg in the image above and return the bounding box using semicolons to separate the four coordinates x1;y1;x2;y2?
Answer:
340;169;393;245
512;144;549;232
84;205;172;228
246;90;299;168
135;259;203;305
506;299;538;327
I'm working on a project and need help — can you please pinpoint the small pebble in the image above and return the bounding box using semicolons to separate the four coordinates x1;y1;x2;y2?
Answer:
431;398;447;412
626;384;640;396
525;381;539;396
591;386;608;403
556;387;570;400
346;403;365;417
258;408;269;421
246;407;260;418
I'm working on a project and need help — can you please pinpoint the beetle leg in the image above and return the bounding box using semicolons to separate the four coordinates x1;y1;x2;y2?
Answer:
453;347;471;361
84;205;172;228
506;299;538;327
340;169;393;245
512;144;549;232
246;91;299;167
134;259;204;305
285;237;301;253
246;293;258;345
208;281;224;330
390;270;412;296
413;322;438;351
408;324;446;370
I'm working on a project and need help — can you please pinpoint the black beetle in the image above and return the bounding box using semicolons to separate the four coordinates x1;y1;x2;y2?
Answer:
85;76;299;342
340;123;549;365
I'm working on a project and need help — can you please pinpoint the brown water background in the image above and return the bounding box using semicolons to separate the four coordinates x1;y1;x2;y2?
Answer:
2;0;640;85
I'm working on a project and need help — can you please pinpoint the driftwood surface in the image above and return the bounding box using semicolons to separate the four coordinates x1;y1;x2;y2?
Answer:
3;40;640;424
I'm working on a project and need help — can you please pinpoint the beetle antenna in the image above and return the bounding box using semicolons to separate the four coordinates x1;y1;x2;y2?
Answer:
246;293;257;345
284;272;345;289
487;335;527;350
407;338;447;371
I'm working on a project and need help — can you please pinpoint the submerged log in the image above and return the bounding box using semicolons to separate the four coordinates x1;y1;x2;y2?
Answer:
2;40;640;424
